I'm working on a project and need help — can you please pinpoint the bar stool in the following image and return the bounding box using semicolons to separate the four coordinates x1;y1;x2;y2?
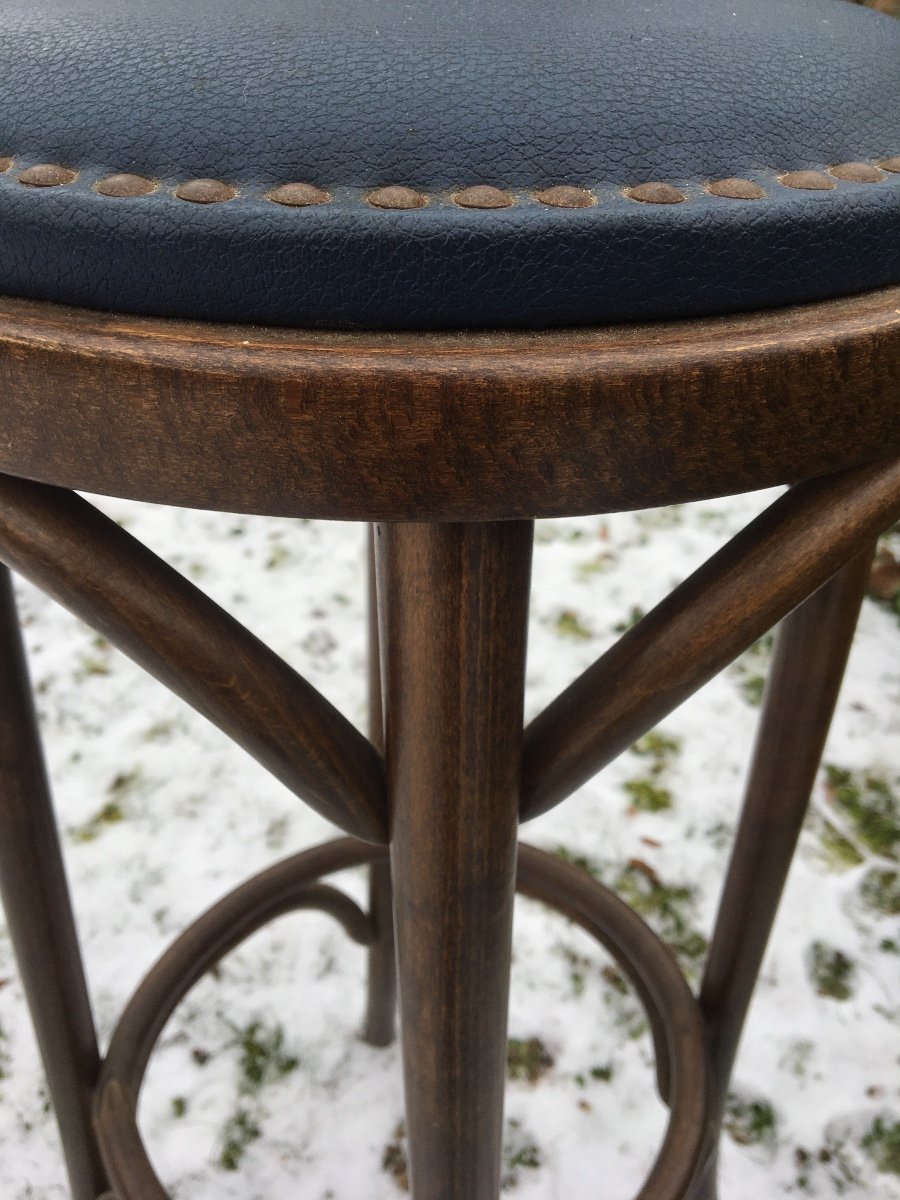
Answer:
0;0;898;1197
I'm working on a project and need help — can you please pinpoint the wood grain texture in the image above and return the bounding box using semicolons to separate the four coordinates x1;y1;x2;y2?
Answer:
0;477;388;843
378;521;532;1200
0;288;897;520
363;526;397;1046
95;839;384;1200
521;457;900;821
693;548;875;1200
0;566;108;1200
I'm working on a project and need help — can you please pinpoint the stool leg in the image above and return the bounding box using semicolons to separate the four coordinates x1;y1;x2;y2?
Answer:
377;521;532;1200
0;566;109;1200
363;527;397;1047
363;859;396;1046
693;547;875;1200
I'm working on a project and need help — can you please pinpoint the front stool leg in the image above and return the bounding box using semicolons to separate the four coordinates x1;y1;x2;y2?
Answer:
693;546;876;1200
0;565;109;1200
363;857;397;1047
377;521;533;1200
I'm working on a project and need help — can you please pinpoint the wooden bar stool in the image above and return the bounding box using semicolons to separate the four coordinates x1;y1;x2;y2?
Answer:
0;1;898;1197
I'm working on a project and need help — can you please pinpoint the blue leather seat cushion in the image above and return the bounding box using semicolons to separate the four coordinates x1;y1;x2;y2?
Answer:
0;0;897;328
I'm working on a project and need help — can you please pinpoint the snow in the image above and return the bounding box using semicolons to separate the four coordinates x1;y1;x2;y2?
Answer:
0;490;897;1199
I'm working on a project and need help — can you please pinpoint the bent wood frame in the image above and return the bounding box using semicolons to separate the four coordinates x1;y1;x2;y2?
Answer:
0;287;898;520
0;290;898;1200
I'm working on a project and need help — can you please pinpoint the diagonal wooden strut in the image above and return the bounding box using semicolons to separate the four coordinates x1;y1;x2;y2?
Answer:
521;456;900;821
0;474;388;843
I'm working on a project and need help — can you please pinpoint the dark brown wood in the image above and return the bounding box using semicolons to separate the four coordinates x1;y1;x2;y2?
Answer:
516;845;710;1200
0;475;388;843
96;838;383;1200
0;278;896;1197
363;526;397;1046
378;521;532;1200
0;288;897;520
521;457;900;821
96;835;710;1200
363;859;396;1046
692;547;875;1200
0;565;109;1200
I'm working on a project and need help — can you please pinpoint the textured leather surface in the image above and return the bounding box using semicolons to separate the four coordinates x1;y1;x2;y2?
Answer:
0;0;897;328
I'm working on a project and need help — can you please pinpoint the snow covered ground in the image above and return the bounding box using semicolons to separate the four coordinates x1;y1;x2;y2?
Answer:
1;490;898;1199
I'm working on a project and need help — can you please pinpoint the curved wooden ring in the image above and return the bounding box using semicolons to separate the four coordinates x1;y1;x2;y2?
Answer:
94;839;710;1200
0;288;898;520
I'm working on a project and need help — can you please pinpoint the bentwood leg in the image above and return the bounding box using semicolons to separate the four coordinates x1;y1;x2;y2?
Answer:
377;521;533;1200
693;546;876;1200
363;526;397;1047
0;565;109;1200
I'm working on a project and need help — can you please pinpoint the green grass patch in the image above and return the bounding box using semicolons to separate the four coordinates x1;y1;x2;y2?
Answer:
76;654;111;679
863;1115;900;1175
219;1109;261;1171
724;1093;778;1147
507;1037;554;1084
623;779;673;813
624;729;681;812
0;1021;10;1081
613;605;645;634
69;767;144;841
265;541;292;570
554;609;592;640
817;818;866;871
631;731;682;762
575;1063;615;1086
143;717;180;742
824;766;900;860
859;868;900;915
740;674;767;707
213;1018;301;1172
502;1118;542;1190
576;551;615;579
808;941;856;1001
229;1019;299;1094
557;945;592;996
614;860;708;972
69;800;126;844
382;1123;409;1192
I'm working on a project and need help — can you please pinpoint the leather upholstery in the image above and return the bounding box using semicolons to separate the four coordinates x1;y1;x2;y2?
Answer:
0;0;897;328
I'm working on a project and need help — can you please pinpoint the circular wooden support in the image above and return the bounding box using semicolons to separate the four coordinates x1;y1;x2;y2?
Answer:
94;840;710;1200
0;288;897;519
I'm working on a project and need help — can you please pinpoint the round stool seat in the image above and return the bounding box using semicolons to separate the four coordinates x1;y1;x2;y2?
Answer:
0;0;897;330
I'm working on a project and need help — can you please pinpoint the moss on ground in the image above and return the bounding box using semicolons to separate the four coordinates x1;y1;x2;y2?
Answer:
808;942;856;1001
724;1093;778;1147
507;1037;554;1084
863;1115;900;1175
823;766;899;860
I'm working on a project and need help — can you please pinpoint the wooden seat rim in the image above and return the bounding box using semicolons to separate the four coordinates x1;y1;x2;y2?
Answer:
0;288;897;520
